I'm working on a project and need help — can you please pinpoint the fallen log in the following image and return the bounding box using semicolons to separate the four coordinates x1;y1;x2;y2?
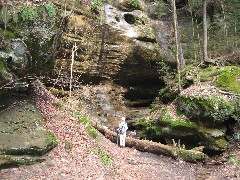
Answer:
93;123;207;163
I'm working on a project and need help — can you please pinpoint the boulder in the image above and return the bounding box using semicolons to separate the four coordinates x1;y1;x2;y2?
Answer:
0;96;57;167
136;104;229;153
176;85;238;126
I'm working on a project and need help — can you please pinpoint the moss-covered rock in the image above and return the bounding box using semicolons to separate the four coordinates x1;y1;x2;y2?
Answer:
176;92;237;126
158;87;179;104
0;96;57;156
136;105;229;153
0;155;45;168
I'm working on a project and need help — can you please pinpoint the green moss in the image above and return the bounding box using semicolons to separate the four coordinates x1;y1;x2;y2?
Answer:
0;155;45;168
177;95;236;124
78;116;90;125
215;66;240;94
0;60;5;71
158;87;178;104
86;126;98;139
52;102;64;109
177;148;206;163
201;136;228;151
126;0;141;10
0;29;16;39
135;119;162;140
213;138;228;150
46;132;58;147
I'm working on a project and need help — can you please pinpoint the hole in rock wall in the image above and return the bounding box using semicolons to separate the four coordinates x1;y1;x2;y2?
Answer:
124;14;136;24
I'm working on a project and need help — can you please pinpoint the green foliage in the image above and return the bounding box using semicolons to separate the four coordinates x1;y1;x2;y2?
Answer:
45;2;55;17
0;2;57;29
158;87;178;104
215;66;240;94
0;29;16;39
76;115;98;138
91;147;111;165
0;60;4;71
126;0;141;10
20;6;38;21
1;8;10;29
177;94;237;123
52;102;64;109
86;125;98;138
148;0;170;19
228;153;240;166
157;61;177;88
101;154;111;165
78;116;90;125
91;0;105;12
46;132;58;147
12;12;19;24
135;119;162;140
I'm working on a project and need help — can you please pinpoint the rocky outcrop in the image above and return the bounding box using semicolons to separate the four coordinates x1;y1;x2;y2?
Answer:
176;85;238;126
0;13;61;91
136;83;240;154
0;96;57;167
55;3;163;109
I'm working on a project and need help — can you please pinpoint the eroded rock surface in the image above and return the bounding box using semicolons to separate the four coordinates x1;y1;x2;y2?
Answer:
0;95;57;167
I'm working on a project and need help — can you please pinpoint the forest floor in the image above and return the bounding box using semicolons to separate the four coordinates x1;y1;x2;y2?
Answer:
0;91;240;180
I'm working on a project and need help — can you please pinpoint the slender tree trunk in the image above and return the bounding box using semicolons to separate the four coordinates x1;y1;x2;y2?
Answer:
70;42;77;97
203;0;208;62
172;0;182;92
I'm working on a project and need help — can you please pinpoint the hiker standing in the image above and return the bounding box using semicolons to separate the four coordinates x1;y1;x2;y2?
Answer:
118;117;128;148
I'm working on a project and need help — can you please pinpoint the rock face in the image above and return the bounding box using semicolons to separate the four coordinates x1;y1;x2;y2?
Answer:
0;16;60;90
56;3;164;112
54;2;239;155
0;95;57;167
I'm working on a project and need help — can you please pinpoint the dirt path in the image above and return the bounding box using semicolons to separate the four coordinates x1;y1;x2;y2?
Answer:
1;112;239;180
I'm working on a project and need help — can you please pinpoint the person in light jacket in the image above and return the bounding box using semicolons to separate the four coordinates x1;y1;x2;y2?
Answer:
118;117;128;148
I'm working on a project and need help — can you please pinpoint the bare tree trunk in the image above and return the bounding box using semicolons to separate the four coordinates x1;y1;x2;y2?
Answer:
172;0;182;92
69;42;77;97
203;0;208;62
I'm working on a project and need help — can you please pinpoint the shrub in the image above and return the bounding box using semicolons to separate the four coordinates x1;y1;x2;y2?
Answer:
126;0;141;10
91;0;105;12
79;116;90;125
86;125;98;138
91;147;111;165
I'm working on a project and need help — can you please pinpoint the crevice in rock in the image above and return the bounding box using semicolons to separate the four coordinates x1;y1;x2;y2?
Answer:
124;13;136;24
136;37;157;43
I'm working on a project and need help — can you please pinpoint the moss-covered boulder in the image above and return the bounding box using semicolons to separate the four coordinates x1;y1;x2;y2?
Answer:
0;96;57;167
136;105;228;153
176;85;239;126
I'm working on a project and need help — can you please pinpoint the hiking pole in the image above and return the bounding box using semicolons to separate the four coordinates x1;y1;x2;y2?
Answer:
117;128;119;146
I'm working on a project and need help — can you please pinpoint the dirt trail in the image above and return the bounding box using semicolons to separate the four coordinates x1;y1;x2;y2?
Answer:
0;112;239;180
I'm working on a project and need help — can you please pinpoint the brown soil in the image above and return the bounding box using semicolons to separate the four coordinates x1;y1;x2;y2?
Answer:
0;112;240;180
0;83;239;180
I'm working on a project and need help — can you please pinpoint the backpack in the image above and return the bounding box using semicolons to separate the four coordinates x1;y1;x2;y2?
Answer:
119;122;125;134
